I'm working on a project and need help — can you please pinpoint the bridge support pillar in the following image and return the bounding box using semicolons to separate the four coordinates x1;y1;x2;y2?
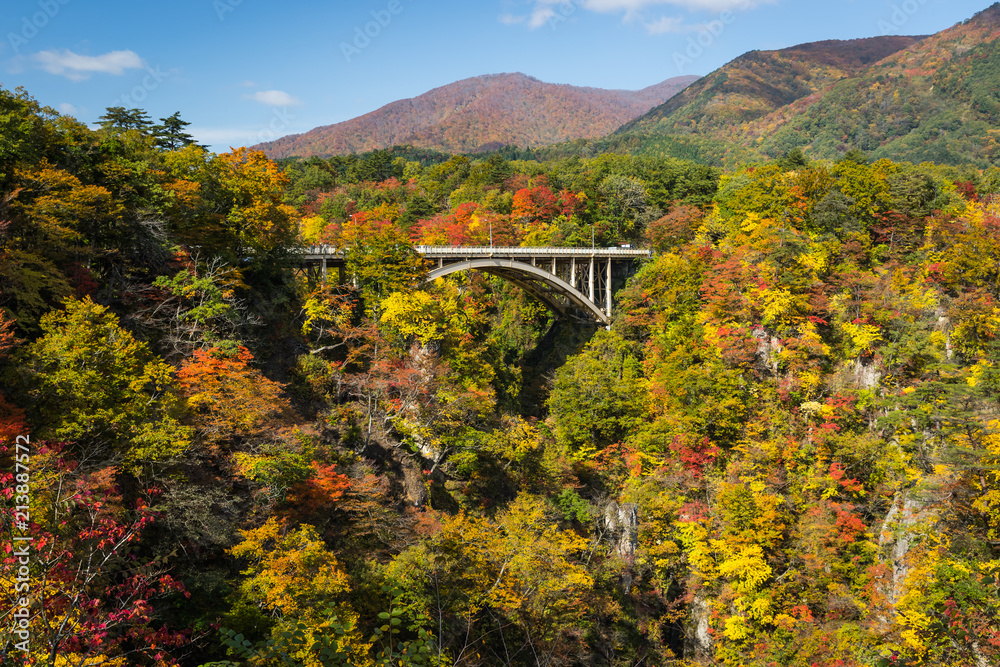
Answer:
606;259;612;317
570;257;576;289
588;257;595;302
321;258;327;283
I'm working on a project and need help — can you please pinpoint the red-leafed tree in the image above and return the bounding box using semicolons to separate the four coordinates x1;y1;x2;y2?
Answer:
558;189;587;218
0;310;26;441
0;444;190;665
512;186;559;224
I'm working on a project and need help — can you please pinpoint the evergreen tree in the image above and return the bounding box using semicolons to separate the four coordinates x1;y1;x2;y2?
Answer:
98;106;153;131
152;111;198;150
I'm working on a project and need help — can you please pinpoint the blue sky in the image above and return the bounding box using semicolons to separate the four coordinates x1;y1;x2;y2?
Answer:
1;0;992;153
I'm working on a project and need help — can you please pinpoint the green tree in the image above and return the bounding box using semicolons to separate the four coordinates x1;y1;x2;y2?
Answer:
153;111;198;150
342;221;427;318
0;86;63;189
21;296;191;468
547;329;646;459
98;106;154;131
599;174;653;243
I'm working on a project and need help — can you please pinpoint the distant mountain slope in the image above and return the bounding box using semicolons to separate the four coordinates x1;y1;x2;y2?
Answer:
618;36;924;138
739;3;1000;166
254;73;699;158
609;4;1000;168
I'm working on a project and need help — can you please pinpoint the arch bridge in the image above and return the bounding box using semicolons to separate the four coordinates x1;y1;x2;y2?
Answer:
298;245;652;325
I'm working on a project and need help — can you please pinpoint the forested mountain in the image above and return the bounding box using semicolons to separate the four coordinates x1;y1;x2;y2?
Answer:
742;1;1000;165
253;73;699;158
617;35;924;136
612;3;1000;167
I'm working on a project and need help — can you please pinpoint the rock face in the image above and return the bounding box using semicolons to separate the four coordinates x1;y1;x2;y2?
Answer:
878;494;932;607
685;594;713;661
603;501;639;561
877;490;936;612
603;501;638;592
849;357;881;390
874;489;995;666
401;460;427;508
935;307;953;360
753;327;782;375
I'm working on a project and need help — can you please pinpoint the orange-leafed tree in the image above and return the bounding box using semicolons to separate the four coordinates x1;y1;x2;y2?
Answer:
646;204;703;251
176;345;290;446
283;462;352;524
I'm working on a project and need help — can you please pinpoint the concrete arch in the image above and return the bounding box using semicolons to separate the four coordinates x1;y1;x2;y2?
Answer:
424;258;609;325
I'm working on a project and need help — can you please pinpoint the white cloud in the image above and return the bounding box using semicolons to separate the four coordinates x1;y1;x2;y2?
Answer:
32;49;143;81
246;90;301;106
58;102;78;115
643;14;731;33
645;16;689;33
528;7;557;28
499;13;526;24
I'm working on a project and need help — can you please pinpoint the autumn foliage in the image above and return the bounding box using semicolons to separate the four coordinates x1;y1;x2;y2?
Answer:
6;78;1000;667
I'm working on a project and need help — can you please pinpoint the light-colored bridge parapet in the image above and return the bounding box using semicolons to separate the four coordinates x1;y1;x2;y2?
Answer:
296;245;653;260
299;245;346;260
414;246;653;259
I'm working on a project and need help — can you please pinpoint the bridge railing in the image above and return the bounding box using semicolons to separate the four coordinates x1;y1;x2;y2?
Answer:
296;245;652;258
299;245;345;256
413;245;652;257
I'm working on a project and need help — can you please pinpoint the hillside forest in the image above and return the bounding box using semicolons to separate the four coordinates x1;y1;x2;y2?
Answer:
2;87;1000;667
539;4;1000;172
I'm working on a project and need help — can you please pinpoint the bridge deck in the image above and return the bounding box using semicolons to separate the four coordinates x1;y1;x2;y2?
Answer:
298;245;652;261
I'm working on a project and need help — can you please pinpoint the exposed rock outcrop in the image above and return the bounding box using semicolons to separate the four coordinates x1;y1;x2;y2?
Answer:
603;501;638;593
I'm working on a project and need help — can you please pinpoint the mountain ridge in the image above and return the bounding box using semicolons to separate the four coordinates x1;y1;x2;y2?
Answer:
611;3;1000;167
617;35;927;137
254;72;699;158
